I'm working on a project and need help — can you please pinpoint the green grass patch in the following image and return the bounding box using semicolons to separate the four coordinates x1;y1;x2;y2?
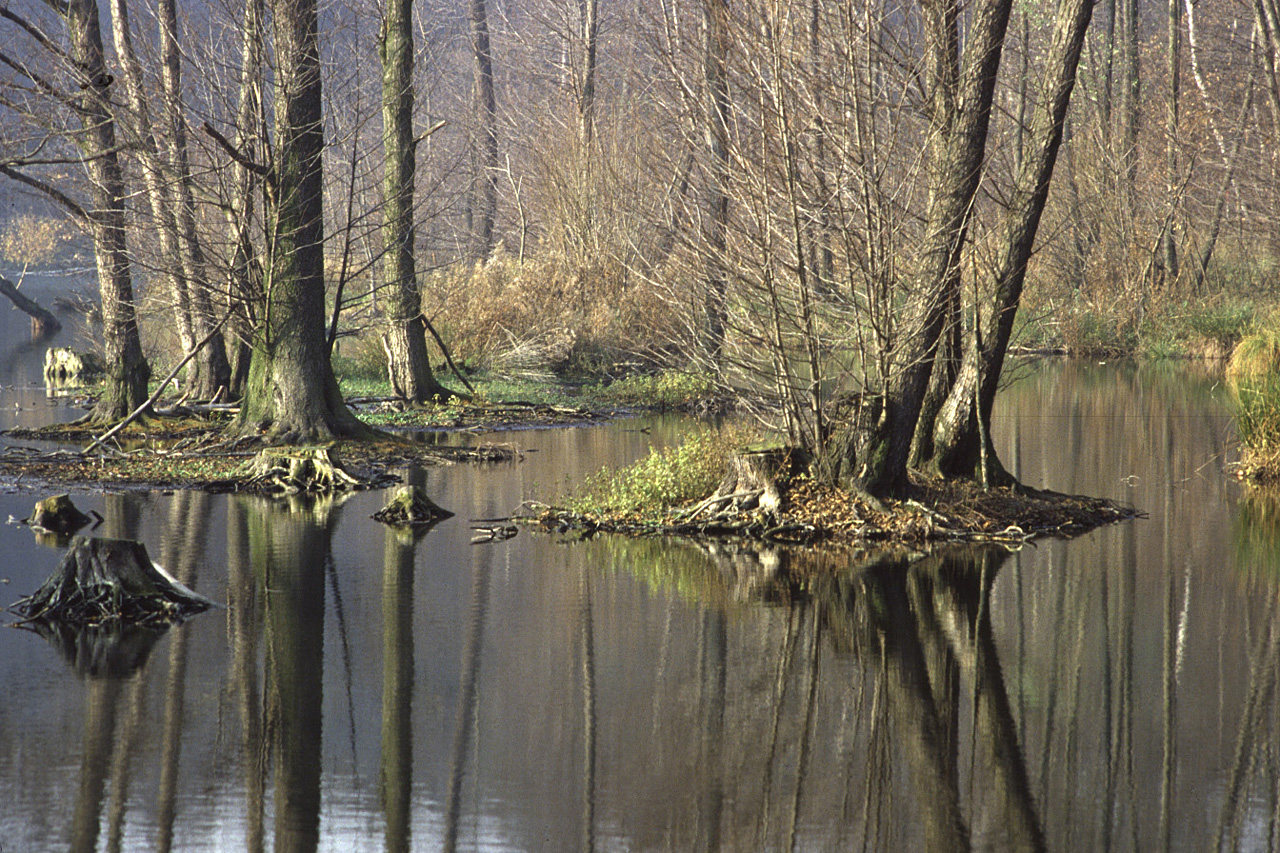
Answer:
572;427;743;518
596;370;717;409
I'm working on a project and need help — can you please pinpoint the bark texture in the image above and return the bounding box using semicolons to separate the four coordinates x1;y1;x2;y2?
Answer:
66;0;151;422
235;0;371;443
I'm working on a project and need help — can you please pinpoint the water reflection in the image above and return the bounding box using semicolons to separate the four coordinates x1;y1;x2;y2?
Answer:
7;362;1280;851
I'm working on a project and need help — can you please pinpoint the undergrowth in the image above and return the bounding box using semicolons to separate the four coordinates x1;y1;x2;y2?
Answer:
571;427;745;518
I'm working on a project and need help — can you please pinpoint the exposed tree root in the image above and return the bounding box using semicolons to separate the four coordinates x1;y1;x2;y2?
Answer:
241;446;363;494
12;536;215;627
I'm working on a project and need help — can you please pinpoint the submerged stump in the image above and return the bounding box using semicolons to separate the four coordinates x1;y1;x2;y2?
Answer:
28;494;94;535
43;346;104;387
243;446;362;494
13;536;215;627
373;485;454;526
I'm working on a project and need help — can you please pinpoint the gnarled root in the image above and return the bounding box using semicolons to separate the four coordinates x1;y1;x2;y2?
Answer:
242;446;363;494
373;485;454;526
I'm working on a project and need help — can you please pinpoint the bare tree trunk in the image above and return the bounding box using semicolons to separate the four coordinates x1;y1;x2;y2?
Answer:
158;0;232;399
470;0;498;258
235;0;371;442
822;0;1014;498
926;0;1096;483
1159;0;1181;282
380;0;450;403
66;0;152;423
1120;0;1141;221
702;0;730;362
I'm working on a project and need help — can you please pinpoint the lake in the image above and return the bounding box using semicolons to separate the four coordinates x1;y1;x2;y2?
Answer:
0;280;1273;851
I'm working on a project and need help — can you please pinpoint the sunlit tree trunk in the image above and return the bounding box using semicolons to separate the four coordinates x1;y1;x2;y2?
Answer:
66;0;152;423
702;0;730;361
380;0;450;403
1159;0;1181;282
235;0;371;442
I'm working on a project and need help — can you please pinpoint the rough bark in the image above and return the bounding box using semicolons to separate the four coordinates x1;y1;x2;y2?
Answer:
822;0;1013;498
380;0;451;404
65;0;152;423
926;0;1096;482
234;0;372;443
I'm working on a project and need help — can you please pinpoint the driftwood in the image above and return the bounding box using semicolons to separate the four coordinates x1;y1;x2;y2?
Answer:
372;485;454;526
242;446;363;494
0;275;61;336
12;536;215;627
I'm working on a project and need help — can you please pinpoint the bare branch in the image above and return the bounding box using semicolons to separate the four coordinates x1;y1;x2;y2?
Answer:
201;120;272;179
0;163;89;221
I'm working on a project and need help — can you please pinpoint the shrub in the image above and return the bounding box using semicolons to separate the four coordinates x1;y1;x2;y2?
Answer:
572;427;742;516
1227;315;1280;478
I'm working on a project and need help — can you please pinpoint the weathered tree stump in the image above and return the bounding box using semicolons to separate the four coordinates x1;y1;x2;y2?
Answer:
682;445;801;522
28;494;95;535
372;485;454;526
43;346;105;387
242;446;362;494
13;536;215;627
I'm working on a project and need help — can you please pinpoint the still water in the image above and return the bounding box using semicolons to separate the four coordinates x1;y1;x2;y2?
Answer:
0;285;1274;851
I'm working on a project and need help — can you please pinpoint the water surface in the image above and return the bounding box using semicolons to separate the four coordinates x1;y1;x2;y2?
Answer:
0;293;1273;852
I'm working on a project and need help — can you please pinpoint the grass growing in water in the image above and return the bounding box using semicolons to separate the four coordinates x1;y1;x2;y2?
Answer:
572;427;743;518
1228;316;1280;479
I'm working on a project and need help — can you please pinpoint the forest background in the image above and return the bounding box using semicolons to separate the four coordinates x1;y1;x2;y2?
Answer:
0;0;1277;495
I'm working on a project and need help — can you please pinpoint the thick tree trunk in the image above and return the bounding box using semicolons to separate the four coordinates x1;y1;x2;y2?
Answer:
66;0;152;423
235;0;371;443
926;0;1096;482
825;0;1013;498
380;0;451;403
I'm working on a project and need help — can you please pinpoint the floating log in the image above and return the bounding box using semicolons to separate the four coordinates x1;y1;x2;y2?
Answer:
373;485;454;526
13;536;215;627
0;275;61;336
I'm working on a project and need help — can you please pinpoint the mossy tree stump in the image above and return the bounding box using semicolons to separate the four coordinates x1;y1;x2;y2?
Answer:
13;536;215;627
372;485;454;526
243;446;362;494
28;494;94;534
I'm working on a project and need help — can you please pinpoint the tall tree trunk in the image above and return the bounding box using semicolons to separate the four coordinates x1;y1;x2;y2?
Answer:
224;0;266;401
1159;0;1181;282
380;0;450;403
66;0;152;423
702;0;730;362
1120;0;1141;222
159;0;232;399
469;0;498;258
925;0;1096;483
236;0;371;443
821;0;1013;498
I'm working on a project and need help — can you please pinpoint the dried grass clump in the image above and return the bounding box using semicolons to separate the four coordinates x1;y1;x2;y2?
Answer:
1227;313;1280;479
422;252;682;374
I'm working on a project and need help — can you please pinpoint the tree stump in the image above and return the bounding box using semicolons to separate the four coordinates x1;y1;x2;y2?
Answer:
13;536;215;627
372;485;454;526
677;445;803;523
242;446;362;494
28;494;94;535
43;347;104;387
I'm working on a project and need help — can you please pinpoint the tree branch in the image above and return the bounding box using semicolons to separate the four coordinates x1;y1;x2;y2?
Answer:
0;164;89;221
201;121;272;180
